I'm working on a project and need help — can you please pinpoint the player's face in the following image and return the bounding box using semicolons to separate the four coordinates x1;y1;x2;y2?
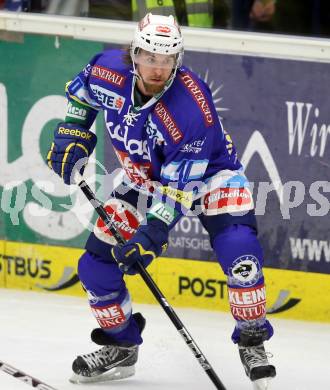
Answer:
135;49;175;96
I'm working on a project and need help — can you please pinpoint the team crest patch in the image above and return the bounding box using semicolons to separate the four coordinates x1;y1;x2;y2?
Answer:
229;255;261;287
94;199;143;245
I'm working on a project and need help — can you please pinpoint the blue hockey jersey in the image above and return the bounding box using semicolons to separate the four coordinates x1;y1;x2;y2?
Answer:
66;49;242;214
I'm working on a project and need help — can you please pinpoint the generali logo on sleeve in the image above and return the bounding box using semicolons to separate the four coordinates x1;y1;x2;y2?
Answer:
179;72;214;127
91;65;126;87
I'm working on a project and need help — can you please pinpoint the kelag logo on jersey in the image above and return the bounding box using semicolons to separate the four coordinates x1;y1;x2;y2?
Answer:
90;84;125;112
106;112;151;160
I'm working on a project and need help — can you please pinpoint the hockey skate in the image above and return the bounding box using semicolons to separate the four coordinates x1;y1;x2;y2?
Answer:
70;313;145;384
238;329;276;390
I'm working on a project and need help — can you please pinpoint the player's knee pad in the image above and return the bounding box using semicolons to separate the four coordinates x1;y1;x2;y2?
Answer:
78;251;142;345
213;225;271;336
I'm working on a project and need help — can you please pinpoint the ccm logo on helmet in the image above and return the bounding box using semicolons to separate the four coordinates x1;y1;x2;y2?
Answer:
154;42;171;47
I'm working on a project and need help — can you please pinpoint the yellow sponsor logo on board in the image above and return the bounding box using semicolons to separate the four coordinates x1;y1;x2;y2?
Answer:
1;240;329;323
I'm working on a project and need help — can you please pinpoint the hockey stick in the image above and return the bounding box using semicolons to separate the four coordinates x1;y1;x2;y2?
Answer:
78;178;227;390
0;360;57;389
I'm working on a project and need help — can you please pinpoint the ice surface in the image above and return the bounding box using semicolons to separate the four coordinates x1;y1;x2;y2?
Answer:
0;288;329;390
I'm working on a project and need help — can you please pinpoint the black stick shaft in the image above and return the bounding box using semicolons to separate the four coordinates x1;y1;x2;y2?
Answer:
78;179;227;390
0;360;58;390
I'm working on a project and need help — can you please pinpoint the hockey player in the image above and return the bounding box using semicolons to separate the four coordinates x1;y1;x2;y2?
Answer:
46;13;276;389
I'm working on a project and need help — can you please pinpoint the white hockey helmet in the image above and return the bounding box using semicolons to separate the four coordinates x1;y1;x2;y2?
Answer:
131;13;184;69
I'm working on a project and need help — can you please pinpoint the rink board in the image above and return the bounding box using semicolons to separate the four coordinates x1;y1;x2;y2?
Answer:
0;240;329;323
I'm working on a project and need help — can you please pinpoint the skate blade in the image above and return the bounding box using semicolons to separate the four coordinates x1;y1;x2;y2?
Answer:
69;365;135;384
253;378;271;390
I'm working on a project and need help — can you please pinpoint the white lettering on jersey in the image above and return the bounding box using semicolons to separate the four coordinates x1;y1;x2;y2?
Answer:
106;119;151;160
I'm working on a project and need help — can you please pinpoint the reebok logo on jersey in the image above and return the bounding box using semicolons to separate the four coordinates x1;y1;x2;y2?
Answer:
154;101;183;143
180;73;214;126
58;127;92;140
91;65;126;87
